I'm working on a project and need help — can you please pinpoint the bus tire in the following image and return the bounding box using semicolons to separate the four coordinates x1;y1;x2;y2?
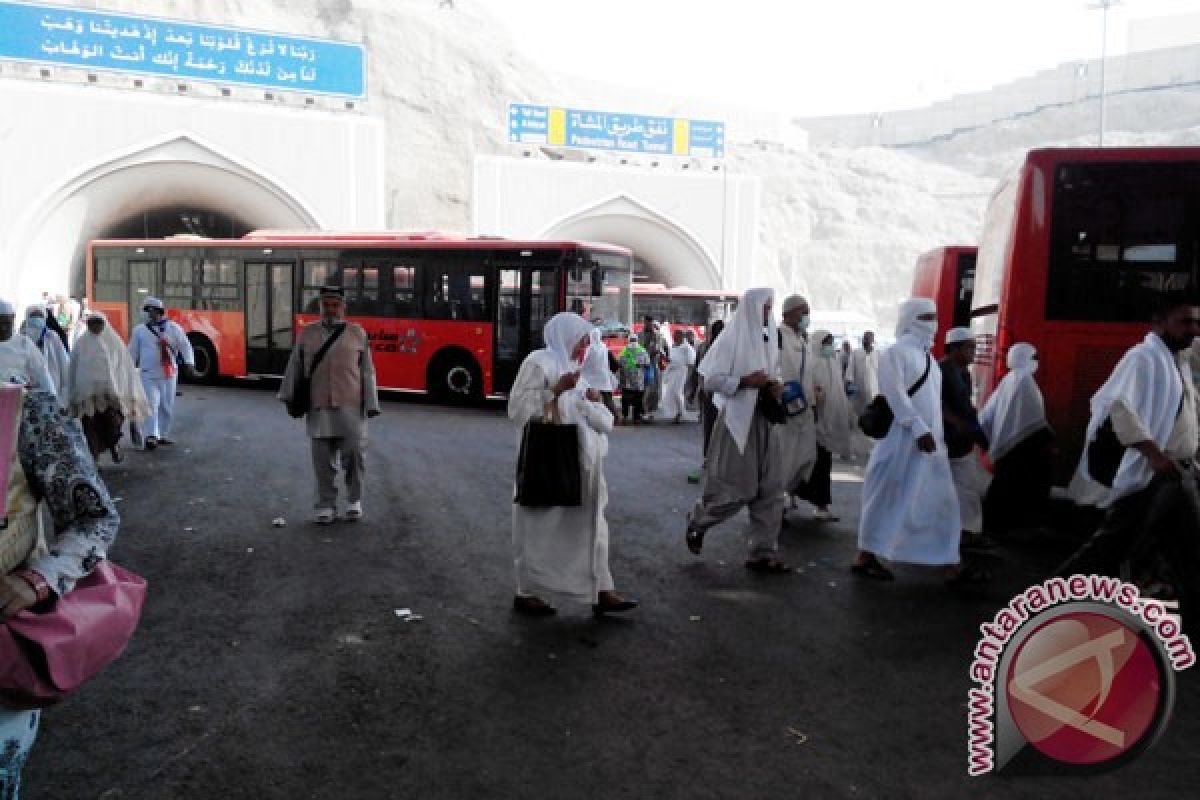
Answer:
187;335;219;384
428;350;482;404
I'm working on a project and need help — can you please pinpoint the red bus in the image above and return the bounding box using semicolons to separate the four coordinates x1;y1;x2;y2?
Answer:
86;232;633;399
911;245;976;359
630;284;739;341
969;147;1200;482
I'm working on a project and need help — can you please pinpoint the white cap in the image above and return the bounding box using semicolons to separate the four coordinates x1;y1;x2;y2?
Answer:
945;327;974;345
0;299;15;316
142;296;165;311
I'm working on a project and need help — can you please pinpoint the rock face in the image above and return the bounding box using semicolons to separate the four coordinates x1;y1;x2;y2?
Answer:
56;1;1200;328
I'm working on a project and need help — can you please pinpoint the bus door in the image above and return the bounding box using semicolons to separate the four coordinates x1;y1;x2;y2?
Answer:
492;263;560;393
127;260;160;322
245;262;294;375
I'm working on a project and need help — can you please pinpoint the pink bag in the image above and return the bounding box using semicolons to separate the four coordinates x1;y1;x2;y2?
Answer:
0;560;147;709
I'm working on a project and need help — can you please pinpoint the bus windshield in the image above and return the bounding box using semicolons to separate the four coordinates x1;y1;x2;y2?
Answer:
576;250;632;328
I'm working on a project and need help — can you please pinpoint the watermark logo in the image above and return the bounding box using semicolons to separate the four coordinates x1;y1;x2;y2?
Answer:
967;575;1193;776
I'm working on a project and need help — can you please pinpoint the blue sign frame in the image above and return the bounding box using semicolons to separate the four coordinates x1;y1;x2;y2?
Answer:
509;103;725;158
0;0;366;98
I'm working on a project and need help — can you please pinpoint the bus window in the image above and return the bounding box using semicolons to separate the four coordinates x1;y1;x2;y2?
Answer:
953;251;976;328
529;269;558;347
163;256;196;310
302;259;334;313
1046;162;1199;322
94;256;127;303
390;264;418;317
425;268;490;321
199;257;242;311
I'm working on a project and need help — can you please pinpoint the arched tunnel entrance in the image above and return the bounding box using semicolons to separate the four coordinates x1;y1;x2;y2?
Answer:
539;194;723;291
9;136;320;304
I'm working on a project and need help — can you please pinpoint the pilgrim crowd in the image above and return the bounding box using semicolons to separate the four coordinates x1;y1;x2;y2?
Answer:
1;284;1198;795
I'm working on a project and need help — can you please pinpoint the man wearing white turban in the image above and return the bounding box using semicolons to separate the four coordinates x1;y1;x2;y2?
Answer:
854;298;968;583
507;312;637;617
685;288;791;573
979;343;1054;535
940;327;992;550
0;299;56;394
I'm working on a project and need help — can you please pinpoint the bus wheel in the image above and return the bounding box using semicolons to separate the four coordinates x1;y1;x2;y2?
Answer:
430;352;482;403
187;336;219;384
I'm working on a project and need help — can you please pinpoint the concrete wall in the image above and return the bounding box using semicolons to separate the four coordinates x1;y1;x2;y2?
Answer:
473;154;760;292
797;43;1200;148
0;75;385;305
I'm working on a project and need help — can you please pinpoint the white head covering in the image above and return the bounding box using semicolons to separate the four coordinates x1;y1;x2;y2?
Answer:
782;294;807;314
65;311;150;421
23;304;46;318
142;296;165;311
697;287;777;453
0;299;15;316
808;328;852;452
945;327;974;345
580;329;614;392
895;297;937;350
979;342;1046;462
541;312;594;375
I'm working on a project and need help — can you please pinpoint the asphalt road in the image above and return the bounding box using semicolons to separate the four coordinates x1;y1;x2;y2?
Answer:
24;384;1200;799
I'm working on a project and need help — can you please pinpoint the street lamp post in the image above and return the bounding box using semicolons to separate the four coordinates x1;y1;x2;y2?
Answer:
1087;0;1122;146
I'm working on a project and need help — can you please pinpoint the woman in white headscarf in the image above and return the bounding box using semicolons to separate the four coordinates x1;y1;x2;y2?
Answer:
685;288;792;573
582;328;620;422
854;298;972;584
658;329;696;423
507;312;637;617
65;312;149;463
792;329;851;521
979;343;1054;535
19;304;69;399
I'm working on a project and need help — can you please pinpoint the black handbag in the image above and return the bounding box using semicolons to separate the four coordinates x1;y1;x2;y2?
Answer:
1086;416;1125;487
287;324;346;419
515;402;583;507
858;354;931;439
757;384;788;425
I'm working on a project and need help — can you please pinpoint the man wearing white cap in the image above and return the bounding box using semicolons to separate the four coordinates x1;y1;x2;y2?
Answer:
940;327;992;552
777;294;818;516
854;298;969;584
0;299;56;393
127;296;195;449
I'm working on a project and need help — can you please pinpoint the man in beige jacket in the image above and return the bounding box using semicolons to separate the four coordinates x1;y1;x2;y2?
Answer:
279;286;380;524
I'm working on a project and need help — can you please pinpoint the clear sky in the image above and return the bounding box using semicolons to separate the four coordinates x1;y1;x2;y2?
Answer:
496;0;1200;115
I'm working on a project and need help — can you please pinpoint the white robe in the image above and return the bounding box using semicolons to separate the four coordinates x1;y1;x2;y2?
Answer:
778;325;817;488
658;342;695;419
810;332;852;455
509;350;614;604
0;334;56;396
20;325;69;399
858;334;961;565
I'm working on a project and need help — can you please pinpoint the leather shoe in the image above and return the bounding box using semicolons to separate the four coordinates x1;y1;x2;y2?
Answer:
512;596;556;617
592;596;639;616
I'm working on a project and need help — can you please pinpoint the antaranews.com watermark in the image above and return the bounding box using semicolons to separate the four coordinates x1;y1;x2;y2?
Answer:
967;574;1194;776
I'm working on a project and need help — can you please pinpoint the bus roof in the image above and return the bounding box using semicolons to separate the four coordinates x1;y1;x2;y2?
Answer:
1024;145;1200;166
88;233;633;256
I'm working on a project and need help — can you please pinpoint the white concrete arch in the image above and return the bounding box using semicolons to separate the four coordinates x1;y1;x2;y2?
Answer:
538;194;722;289
8;133;323;302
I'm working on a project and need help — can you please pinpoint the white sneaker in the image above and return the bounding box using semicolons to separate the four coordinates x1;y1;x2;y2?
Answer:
315;508;335;525
345;501;363;521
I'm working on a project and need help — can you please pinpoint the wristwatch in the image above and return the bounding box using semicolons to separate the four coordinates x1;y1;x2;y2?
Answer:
14;569;52;604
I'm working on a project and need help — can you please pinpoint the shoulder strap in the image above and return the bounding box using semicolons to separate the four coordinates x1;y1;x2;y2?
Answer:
306;324;347;378
907;353;932;397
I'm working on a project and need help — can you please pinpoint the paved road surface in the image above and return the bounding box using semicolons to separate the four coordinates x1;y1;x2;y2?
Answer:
25;385;1199;799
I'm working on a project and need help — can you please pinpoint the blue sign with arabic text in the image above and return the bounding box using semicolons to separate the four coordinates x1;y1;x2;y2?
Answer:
0;1;366;98
509;103;725;158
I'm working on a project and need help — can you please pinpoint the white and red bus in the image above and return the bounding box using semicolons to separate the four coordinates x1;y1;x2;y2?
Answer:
86;231;633;399
911;245;977;360
969;147;1200;482
629;283;739;341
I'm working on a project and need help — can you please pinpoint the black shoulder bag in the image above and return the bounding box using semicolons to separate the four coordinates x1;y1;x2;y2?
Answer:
858;353;931;440
287;324;346;419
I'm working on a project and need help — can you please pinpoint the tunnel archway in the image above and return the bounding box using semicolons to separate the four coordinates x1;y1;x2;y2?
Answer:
539;194;722;289
9;133;321;302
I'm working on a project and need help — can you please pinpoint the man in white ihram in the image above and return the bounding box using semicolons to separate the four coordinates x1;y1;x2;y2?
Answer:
0;299;56;395
127;296;194;449
853;298;978;585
